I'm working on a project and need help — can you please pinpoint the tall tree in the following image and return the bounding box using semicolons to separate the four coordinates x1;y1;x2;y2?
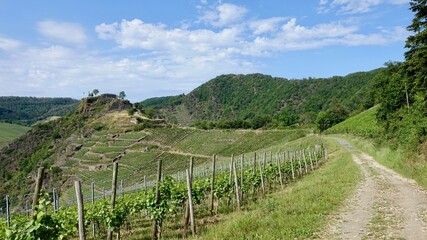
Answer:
118;91;126;100
404;0;427;98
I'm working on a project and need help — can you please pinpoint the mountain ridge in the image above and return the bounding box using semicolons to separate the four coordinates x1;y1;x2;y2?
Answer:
142;70;379;126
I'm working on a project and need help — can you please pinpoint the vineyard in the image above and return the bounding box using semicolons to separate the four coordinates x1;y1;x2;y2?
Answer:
325;106;381;138
0;140;326;239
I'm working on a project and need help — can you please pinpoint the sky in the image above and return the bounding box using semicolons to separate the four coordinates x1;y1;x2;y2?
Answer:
0;0;413;102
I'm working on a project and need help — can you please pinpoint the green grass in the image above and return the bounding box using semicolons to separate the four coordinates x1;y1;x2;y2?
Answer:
153;128;308;157
338;134;427;189
325;106;381;138
198;137;360;239
0;122;30;148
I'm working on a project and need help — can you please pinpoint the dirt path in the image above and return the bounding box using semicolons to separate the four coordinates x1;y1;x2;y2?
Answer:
319;138;427;239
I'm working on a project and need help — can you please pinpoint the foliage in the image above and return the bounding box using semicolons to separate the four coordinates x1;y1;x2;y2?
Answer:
325;106;381;138
118;91;126;100
0;144;325;239
1;195;77;240
0;97;78;126
145;107;155;119
370;1;427;149
140;94;184;109
315;105;349;132
142;71;379;125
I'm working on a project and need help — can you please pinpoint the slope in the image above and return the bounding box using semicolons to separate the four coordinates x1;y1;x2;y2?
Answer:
0;96;79;125
142;70;379;125
0;122;30;148
325;105;381;138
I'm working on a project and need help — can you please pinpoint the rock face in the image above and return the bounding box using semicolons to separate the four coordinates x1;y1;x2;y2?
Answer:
77;95;132;115
0;95;133;198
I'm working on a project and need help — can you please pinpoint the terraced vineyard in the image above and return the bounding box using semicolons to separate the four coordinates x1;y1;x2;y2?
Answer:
60;127;308;203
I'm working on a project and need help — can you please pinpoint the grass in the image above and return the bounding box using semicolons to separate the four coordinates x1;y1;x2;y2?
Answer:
170;129;308;156
197;137;360;239
325;106;381;138
0;122;30;148
338;134;427;189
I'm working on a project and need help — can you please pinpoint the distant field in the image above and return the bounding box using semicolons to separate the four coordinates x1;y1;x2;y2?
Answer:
0;122;30;148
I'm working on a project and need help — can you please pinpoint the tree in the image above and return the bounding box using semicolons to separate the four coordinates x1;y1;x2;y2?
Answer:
315;106;349;132
92;89;99;96
118;91;126;100
404;0;427;100
145;107;155;119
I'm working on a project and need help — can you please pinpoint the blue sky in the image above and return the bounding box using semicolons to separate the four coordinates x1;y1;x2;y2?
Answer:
0;0;412;102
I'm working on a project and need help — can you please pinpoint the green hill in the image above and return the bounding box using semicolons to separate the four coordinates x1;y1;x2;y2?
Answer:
325;106;381;138
0;96;79;125
142;70;379;125
0;95;311;203
0;122;30;148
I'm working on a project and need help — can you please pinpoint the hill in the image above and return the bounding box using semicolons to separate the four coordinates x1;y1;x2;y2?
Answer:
0;122;30;148
0;95;133;198
142;70;379;126
0;96;79;126
0;94;310;203
325;105;381;138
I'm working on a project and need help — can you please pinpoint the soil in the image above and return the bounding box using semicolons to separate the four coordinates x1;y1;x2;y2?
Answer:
318;138;427;240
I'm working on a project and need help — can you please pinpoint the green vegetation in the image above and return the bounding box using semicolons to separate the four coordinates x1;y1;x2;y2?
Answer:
325;106;381;138
340;135;427;189
1;138;328;239
200;138;360;239
315;104;349;132
368;1;427;150
0;122;30;148
0;97;78;125
142;71;378;126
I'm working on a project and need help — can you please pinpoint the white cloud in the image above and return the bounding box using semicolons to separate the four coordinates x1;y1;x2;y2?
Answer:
0;2;409;101
319;0;409;14
249;17;287;35
199;3;248;27
37;20;87;45
95;19;244;54
0;37;21;51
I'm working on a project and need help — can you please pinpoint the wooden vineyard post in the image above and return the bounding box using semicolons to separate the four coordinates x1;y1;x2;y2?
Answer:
5;195;10;228
324;146;328;161
277;155;283;190
263;152;266;171
25;200;29;217
91;182;95;238
232;161;241;209
290;152;295;181
120;180;124;198
298;151;303;177
240;154;244;202
108;162;119;240
144;175;147;191
229;154;234;186
52;188;57;214
303;150;308;174
32;167;44;218
258;160;265;194
309;149;314;171
75;181;86;240
153;159;163;240
253;152;257;174
186;169;196;237
228;155;234;207
210;154;216;216
183;157;194;237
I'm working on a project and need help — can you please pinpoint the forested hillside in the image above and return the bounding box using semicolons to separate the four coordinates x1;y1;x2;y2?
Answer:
142;70;378;126
0;97;79;126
